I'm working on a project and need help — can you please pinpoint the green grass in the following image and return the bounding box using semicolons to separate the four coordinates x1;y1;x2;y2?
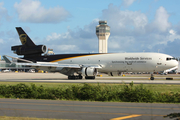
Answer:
143;84;180;93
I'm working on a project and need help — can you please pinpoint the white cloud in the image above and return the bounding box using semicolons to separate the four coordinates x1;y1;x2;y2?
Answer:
44;29;97;53
169;29;175;35
33;4;180;56
47;45;79;53
102;4;148;36
108;40;120;50
56;45;77;51
99;4;180;55
0;2;11;21
167;30;180;42
46;33;61;41
14;0;71;23
0;38;4;44
122;0;136;7
43;19;99;53
108;36;135;51
151;29;180;45
46;32;71;41
151;6;171;32
0;30;20;56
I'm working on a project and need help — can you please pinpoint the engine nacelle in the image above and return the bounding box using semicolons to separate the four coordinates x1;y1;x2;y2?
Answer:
81;67;97;76
108;72;121;76
11;45;46;55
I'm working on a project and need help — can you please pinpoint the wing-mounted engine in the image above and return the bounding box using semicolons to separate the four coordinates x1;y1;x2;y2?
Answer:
11;45;46;56
80;67;97;79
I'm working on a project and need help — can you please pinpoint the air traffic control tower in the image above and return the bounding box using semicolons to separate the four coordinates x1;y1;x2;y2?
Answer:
96;21;110;53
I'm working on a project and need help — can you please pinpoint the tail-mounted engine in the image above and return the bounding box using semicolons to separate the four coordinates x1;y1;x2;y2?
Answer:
12;27;47;58
11;45;46;56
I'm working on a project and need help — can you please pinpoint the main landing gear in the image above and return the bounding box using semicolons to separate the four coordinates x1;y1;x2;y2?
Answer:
68;75;83;80
68;75;95;80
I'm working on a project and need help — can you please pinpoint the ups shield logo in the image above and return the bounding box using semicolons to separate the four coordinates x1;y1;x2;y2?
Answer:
20;34;27;45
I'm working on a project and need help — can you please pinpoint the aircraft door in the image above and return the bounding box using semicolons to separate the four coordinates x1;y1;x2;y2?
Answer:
157;58;162;65
156;58;162;70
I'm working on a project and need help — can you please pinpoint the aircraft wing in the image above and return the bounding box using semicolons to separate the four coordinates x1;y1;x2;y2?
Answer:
81;64;102;68
5;55;102;76
4;55;102;69
15;62;102;69
15;62;81;68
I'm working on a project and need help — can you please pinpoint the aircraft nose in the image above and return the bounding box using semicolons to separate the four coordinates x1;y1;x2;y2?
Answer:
166;60;178;69
176;61;179;67
172;60;178;67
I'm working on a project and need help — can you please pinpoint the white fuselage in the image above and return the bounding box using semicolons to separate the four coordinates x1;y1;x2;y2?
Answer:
57;52;178;73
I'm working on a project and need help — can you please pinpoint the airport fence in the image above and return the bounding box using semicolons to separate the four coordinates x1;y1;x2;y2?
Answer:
0;83;179;103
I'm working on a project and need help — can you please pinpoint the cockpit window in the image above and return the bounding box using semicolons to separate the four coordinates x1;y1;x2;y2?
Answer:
166;57;176;61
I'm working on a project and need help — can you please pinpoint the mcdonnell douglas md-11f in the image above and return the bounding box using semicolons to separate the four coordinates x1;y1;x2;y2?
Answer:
7;27;178;80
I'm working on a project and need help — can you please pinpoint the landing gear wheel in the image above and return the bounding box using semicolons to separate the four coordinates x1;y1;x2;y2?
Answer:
78;75;83;79
68;75;83;80
68;75;74;79
85;76;95;79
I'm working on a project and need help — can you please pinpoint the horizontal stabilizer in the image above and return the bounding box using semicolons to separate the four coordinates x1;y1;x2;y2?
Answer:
4;55;33;63
3;55;11;63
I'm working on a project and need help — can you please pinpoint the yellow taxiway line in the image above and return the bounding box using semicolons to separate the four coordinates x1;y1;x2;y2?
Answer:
110;114;141;120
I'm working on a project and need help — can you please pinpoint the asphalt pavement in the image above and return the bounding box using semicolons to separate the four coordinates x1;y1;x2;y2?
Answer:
0;98;179;120
0;73;180;84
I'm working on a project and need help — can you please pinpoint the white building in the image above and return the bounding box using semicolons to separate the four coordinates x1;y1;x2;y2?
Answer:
96;21;110;53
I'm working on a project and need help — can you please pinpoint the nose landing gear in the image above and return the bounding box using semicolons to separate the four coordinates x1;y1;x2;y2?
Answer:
150;74;154;80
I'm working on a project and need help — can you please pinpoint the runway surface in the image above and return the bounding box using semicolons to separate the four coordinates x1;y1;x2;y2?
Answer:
0;73;180;84
0;98;179;120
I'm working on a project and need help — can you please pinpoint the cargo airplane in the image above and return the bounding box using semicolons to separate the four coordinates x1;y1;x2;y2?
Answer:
6;27;178;80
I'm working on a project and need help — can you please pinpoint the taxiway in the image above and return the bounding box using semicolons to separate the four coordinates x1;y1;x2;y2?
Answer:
0;73;180;84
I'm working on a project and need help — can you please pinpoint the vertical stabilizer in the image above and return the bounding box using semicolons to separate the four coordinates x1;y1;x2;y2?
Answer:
16;27;36;47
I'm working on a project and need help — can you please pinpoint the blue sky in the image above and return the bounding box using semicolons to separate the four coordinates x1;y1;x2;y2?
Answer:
0;0;180;57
